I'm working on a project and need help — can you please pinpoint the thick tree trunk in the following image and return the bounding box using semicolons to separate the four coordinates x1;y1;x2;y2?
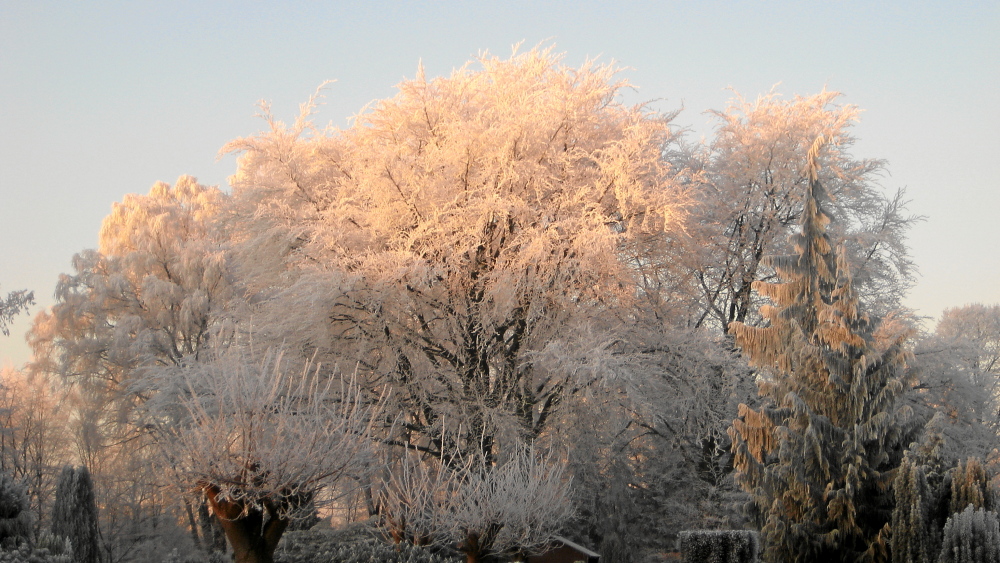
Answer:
204;486;289;563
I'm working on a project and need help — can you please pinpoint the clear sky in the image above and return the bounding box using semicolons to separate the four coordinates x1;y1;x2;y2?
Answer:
1;1;998;367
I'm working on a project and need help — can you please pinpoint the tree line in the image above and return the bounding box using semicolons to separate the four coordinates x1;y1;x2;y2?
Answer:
1;46;998;563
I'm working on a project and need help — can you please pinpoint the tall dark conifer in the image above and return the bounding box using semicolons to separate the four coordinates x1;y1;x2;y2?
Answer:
728;138;915;563
51;465;100;563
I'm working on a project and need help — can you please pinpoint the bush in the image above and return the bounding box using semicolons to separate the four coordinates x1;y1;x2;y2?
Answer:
0;543;72;563
0;473;32;549
275;528;462;563
678;530;759;563
937;506;1000;563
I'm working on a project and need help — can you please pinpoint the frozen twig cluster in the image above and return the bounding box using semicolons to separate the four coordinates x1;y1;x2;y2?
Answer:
376;447;574;561
163;349;378;521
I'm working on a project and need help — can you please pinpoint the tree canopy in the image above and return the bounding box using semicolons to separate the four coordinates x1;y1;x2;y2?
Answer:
19;46;958;563
223;46;693;461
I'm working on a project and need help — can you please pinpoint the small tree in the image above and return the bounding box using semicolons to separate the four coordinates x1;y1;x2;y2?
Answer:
50;466;100;563
157;350;378;563
727;139;915;563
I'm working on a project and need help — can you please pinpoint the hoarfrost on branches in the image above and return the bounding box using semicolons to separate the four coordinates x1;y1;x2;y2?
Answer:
222;45;693;460
375;446;573;562
0;288;33;337
159;349;378;519
676;89;919;330
153;349;380;563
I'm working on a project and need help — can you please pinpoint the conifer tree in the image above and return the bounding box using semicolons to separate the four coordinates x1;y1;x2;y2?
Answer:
728;138;915;563
949;457;995;516
51;466;100;563
892;454;931;563
937;505;1000;563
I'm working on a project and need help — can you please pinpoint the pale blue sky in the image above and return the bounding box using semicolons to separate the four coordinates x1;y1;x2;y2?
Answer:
2;1;998;367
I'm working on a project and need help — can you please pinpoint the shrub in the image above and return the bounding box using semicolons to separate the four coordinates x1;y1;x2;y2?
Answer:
0;473;32;549
275;528;462;563
678;530;759;563
937;505;1000;563
0;543;72;563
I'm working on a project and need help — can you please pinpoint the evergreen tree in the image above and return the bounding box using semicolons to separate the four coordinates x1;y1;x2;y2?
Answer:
937;505;1000;563
51;466;100;563
892;454;931;563
728;139;915;563
949;457;995;516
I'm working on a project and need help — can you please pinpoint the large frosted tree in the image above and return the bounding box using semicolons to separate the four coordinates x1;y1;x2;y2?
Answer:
30;176;232;385
728;140;916;563
27;176;234;559
677;90;918;331
905;304;1000;463
222;46;692;462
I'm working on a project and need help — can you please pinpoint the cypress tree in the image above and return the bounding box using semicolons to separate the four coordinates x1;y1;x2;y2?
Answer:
892;454;931;563
51;466;100;563
728;138;915;563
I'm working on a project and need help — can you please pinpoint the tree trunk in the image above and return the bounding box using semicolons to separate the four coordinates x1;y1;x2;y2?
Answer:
183;499;202;550
199;497;228;554
204;486;289;563
462;531;482;563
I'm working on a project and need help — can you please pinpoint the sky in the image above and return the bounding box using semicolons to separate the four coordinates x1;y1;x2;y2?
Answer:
1;1;998;368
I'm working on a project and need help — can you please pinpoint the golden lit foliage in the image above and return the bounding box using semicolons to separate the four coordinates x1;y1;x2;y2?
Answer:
728;156;915;563
223;46;693;459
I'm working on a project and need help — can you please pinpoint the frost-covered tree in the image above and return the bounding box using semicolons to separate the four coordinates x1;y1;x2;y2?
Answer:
156;350;378;563
906;305;1000;464
937;505;1000;563
937;305;1000;379
375;447;573;563
29;176;232;388
949;457;995;516
0;288;33;337
678;90;918;330
892;454;932;563
27;176;234;559
728;140;916;563
222;46;690;462
51;466;100;563
0;367;71;537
